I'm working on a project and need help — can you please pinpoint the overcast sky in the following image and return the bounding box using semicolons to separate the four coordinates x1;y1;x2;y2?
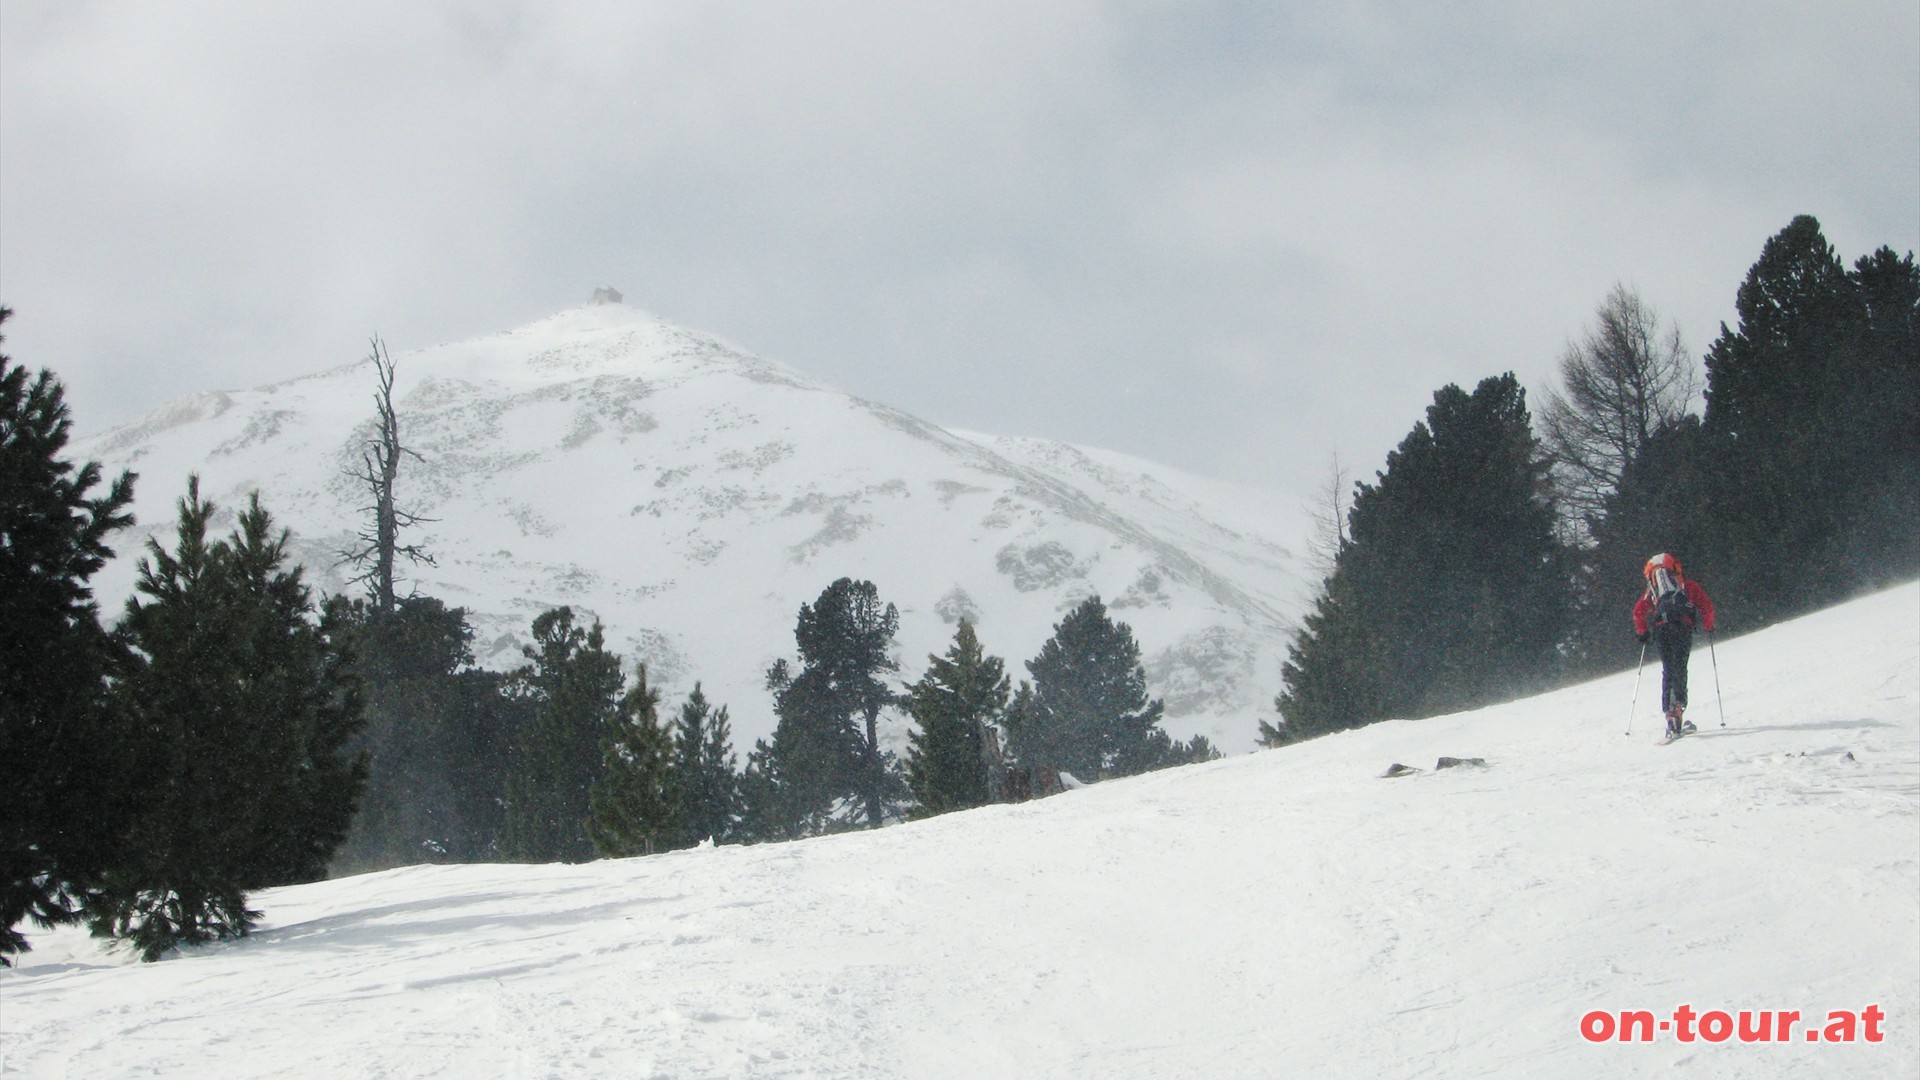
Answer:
3;2;1915;500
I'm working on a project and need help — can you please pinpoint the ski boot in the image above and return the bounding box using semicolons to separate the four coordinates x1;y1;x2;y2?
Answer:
1664;706;1686;740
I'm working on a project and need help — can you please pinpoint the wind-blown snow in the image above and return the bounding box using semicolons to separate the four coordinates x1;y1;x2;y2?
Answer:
71;303;1309;755
6;584;1916;1078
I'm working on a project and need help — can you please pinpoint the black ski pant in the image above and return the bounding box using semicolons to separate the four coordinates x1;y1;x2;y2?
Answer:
1656;624;1693;714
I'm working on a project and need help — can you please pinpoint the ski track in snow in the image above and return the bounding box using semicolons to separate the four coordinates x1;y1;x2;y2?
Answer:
4;584;1916;1078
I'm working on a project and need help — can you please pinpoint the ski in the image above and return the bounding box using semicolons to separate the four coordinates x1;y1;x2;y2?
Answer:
1656;723;1697;746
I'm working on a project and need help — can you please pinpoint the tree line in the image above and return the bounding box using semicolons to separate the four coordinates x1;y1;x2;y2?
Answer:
1269;215;1917;743
337;580;1213;869
1;310;1211;962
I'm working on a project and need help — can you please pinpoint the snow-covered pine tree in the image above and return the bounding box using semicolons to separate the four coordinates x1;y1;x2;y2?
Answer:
903;619;1007;816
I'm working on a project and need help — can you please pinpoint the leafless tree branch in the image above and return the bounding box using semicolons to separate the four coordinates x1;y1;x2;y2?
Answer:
1539;285;1699;541
338;337;436;613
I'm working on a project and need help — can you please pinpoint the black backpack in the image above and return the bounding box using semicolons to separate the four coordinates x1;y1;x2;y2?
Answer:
1653;585;1696;629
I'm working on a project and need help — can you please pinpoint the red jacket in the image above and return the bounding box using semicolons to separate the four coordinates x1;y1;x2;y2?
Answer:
1633;579;1715;636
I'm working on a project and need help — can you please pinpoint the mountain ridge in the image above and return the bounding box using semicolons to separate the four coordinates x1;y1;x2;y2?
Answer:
73;302;1311;753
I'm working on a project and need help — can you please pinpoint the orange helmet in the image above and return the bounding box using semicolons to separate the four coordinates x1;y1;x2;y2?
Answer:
1644;552;1682;582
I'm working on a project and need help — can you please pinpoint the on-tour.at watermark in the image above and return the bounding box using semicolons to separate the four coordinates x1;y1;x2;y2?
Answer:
1580;1004;1886;1044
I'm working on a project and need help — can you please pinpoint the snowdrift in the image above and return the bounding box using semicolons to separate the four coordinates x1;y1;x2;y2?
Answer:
5;584;1916;1078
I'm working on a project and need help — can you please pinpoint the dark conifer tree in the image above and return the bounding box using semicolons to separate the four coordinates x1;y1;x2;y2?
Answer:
733;738;791;844
1845;245;1920;578
1700;216;1919;623
668;684;739;847
0;309;138;966
1126;727;1222;771
330;594;516;871
92;484;256;958
903;619;1007;816
499;607;625;863
439;668;527;860
1000;678;1045;766
91;480;366;961
752;661;847;837
588;668;672;858
1177;734;1222;763
231;508;366;888
330;594;462;870
1702;215;1856;623
1276;375;1565;739
1265;568;1377;744
1005;597;1168;779
759;579;902;833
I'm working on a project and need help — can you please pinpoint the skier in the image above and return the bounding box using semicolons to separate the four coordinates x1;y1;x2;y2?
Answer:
1632;553;1716;740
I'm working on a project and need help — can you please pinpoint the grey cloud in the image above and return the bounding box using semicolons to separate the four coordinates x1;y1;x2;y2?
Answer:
1;0;1913;511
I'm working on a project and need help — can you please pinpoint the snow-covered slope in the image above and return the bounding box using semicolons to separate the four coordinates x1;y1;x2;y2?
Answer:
7;584;1916;1078
72;302;1307;753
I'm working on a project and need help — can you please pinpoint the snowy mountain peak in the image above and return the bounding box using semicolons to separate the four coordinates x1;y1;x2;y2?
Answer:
406;301;822;390
75;307;1311;753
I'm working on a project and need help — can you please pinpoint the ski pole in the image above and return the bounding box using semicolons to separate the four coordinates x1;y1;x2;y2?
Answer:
1625;640;1648;736
1708;630;1726;727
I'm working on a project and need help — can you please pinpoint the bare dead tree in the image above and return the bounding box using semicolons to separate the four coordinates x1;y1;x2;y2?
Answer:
341;338;434;614
1539;284;1699;539
1301;451;1350;587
